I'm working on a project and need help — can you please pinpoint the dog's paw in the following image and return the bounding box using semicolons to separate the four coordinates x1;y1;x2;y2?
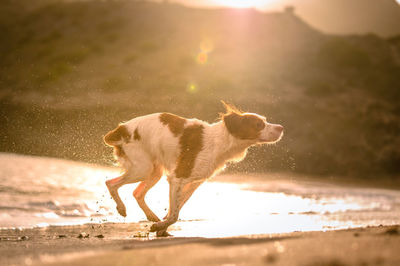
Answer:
116;205;126;217
149;223;158;232
156;230;172;237
149;224;171;237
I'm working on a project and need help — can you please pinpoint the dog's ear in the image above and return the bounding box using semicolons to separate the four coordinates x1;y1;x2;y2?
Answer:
221;100;242;115
223;112;244;139
223;112;265;140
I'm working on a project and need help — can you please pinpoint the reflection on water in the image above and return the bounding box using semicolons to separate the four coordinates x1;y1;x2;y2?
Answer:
117;179;400;237
0;153;399;238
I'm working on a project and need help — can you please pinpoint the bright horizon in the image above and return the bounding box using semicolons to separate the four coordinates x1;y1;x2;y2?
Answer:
205;0;281;9
160;0;286;11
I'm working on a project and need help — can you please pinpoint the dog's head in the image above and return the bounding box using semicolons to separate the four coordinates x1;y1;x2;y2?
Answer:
221;101;283;144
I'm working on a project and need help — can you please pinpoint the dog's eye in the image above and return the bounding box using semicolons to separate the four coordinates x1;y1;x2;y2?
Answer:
256;121;264;129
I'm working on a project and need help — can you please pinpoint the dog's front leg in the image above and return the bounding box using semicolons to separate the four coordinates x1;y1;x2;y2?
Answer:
162;180;203;220
178;181;203;211
150;179;185;235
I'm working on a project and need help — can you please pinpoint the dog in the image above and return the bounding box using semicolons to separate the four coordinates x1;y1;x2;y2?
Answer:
104;102;283;236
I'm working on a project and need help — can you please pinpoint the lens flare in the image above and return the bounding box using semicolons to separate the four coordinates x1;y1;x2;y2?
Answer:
187;83;198;93
196;38;213;65
200;39;214;53
196;52;208;64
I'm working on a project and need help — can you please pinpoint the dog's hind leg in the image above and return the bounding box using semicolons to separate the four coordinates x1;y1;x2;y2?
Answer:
133;165;163;222
107;144;155;217
106;172;131;217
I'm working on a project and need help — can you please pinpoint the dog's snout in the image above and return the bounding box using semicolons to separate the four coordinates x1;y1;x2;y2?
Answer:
275;124;284;133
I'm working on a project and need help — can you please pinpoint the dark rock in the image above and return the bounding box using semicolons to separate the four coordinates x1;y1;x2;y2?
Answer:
78;232;89;238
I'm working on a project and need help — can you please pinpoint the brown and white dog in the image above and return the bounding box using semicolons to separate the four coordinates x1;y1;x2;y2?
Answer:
104;102;283;236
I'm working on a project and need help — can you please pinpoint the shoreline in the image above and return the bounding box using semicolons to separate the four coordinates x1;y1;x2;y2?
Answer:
1;223;399;266
212;172;400;191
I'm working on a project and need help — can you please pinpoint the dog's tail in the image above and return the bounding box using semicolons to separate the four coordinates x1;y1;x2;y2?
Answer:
103;124;130;146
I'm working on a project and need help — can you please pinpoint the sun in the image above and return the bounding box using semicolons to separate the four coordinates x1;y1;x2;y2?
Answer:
212;0;275;9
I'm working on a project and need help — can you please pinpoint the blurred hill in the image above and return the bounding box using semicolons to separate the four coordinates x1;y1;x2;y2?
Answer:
157;0;400;37
0;0;399;178
284;0;400;37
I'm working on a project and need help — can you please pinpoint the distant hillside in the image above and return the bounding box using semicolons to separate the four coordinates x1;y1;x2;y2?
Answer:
283;0;400;37
167;0;400;37
0;0;399;177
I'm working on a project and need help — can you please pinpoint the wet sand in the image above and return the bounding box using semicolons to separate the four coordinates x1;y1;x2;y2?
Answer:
1;223;399;266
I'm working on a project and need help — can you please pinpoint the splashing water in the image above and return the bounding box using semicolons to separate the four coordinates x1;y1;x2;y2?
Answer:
0;153;399;237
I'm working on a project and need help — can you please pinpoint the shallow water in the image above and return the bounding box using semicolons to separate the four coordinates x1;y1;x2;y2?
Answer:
1;153;399;238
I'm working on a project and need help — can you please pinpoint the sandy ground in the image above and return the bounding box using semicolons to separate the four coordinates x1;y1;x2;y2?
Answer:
1;223;399;266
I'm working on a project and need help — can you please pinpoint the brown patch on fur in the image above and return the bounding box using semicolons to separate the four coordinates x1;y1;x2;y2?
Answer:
104;125;131;146
159;113;186;137
223;113;265;140
134;128;141;141
114;145;125;157
175;124;204;178
104;125;130;161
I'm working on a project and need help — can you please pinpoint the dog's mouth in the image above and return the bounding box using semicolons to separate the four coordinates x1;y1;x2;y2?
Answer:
258;132;283;144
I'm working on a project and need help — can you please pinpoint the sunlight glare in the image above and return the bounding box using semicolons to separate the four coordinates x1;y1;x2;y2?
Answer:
94;173;371;237
213;0;277;9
